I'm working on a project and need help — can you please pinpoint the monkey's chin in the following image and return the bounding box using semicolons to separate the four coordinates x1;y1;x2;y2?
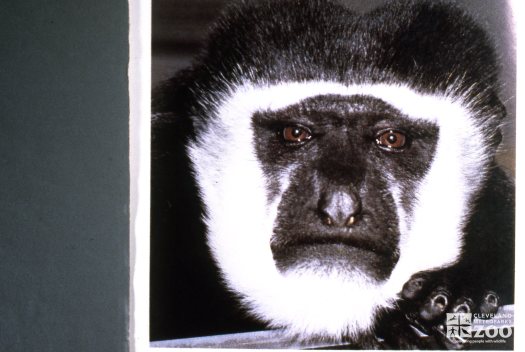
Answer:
273;243;397;282
211;235;400;341
248;262;397;342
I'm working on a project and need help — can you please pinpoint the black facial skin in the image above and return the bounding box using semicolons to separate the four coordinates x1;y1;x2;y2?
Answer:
252;94;438;281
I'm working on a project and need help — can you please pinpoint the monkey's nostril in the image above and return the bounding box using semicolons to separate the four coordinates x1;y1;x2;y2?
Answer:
322;215;333;226
320;214;357;227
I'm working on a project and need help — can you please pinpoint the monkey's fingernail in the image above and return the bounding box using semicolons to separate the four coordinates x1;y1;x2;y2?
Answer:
433;294;448;309
480;291;499;314
419;289;450;321
452;297;475;314
346;216;356;226
486;293;498;304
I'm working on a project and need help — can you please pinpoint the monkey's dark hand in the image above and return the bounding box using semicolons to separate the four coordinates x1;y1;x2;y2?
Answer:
398;271;501;349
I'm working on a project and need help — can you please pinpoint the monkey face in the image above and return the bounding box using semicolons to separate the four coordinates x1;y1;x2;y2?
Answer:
252;95;439;281
187;81;492;339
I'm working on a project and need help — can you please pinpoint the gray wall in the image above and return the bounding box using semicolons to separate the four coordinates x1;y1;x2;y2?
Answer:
0;1;129;351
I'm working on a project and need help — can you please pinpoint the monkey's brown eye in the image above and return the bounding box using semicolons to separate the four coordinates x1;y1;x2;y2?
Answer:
282;126;312;143
375;129;407;151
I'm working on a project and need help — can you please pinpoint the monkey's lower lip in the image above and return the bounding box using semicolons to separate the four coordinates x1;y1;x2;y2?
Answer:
271;239;394;263
289;237;391;257
272;242;397;280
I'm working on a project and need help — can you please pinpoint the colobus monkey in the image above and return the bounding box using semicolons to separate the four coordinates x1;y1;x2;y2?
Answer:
151;0;514;348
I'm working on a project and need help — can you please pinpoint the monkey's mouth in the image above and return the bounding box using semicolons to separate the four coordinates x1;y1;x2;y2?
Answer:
309;236;392;256
272;234;394;257
271;236;399;280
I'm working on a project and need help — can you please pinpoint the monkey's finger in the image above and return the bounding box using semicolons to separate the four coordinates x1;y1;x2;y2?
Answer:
419;286;450;321
451;296;475;314
401;273;429;300
478;290;499;315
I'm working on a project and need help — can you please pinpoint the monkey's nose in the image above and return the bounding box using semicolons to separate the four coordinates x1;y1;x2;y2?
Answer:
318;189;361;227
